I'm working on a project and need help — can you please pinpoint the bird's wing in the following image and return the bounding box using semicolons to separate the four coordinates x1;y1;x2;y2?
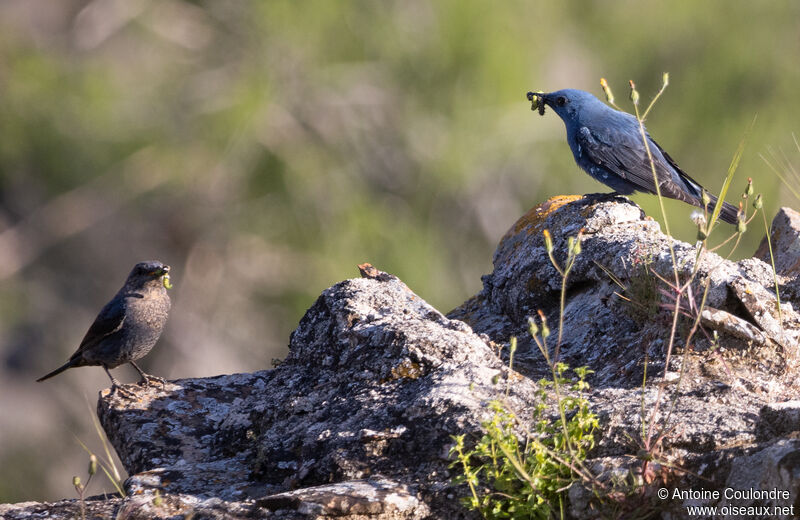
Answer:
651;139;739;223
576;125;663;195
577;124;738;221
648;139;704;199
72;297;130;356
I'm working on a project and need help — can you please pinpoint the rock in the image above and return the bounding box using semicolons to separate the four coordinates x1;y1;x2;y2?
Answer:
256;478;430;518
98;373;271;499
723;439;800;513
0;494;271;519
757;401;800;440
9;195;800;518
0;498;120;520
96;263;540;518
452;194;799;384
755;207;800;277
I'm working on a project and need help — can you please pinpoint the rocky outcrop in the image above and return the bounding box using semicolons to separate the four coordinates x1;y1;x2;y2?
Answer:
5;195;800;519
94;266;543;518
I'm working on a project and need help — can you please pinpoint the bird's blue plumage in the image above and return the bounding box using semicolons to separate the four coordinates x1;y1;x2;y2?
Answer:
531;89;739;224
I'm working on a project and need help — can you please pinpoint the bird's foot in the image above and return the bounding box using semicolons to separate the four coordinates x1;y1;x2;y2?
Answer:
110;383;138;399
138;374;166;388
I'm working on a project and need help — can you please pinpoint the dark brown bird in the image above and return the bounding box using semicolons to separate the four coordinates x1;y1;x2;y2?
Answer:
37;261;172;391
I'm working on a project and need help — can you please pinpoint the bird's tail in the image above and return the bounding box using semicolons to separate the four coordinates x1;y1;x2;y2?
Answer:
707;195;740;225
36;360;75;382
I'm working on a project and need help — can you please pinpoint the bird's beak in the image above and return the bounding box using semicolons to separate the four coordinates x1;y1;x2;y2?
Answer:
539;93;553;105
151;265;170;276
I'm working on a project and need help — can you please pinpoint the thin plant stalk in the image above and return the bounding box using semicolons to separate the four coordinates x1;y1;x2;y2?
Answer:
761;209;784;341
628;79;752;451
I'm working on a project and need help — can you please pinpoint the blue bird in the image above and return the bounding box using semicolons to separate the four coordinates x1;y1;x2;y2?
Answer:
528;89;739;224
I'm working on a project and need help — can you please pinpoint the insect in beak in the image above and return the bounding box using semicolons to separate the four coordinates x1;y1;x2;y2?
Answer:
527;91;546;115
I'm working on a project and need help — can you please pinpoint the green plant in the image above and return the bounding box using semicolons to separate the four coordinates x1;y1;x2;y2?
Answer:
451;229;601;519
451;364;598;519
72;454;97;520
74;400;126;499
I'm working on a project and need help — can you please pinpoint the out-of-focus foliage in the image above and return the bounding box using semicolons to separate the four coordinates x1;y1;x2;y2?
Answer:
0;0;798;503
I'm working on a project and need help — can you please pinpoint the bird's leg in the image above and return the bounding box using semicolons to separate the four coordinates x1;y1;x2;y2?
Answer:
104;366;136;398
130;361;165;387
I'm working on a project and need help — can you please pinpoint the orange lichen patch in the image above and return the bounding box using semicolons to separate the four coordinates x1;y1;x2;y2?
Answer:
381;358;424;383
346;312;360;327
501;195;583;243
506;370;525;384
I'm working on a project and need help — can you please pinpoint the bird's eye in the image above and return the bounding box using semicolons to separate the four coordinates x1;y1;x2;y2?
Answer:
556;96;567;107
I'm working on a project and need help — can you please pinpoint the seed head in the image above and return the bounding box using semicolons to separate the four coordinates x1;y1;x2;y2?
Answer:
600;78;615;105
543;229;553;254
690;210;707;227
629;80;640;105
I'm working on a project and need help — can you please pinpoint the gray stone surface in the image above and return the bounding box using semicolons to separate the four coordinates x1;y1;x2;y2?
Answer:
6;194;800;518
758;400;800;440
94;265;541;518
0;494;272;520
723;439;800;515
755;206;800;277
453;195;799;387
257;478;430;518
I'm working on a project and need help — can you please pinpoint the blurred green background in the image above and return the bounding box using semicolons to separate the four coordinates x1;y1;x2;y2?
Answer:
1;0;798;503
